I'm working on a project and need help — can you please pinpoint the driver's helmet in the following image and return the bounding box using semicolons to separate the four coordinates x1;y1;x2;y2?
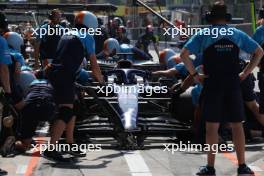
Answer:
75;11;98;30
104;38;120;55
17;70;37;96
167;55;182;69
4;32;24;52
116;60;133;69
120;44;134;61
159;48;176;65
120;43;133;52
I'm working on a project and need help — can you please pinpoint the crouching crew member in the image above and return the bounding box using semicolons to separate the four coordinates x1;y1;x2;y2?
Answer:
15;80;55;151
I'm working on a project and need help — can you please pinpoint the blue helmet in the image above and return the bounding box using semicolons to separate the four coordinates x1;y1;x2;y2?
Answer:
159;49;176;64
104;38;120;55
75;11;98;30
17;70;37;96
4;32;24;52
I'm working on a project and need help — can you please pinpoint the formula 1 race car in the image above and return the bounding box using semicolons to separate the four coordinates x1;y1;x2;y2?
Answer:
75;57;264;149
74;62;193;149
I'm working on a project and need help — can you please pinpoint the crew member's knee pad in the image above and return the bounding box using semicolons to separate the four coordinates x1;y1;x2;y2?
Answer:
56;106;74;123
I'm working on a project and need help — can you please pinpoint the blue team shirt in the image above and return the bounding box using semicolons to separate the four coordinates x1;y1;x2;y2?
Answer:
0;36;12;65
184;25;259;56
9;48;25;66
25;79;54;103
67;30;95;57
253;25;264;46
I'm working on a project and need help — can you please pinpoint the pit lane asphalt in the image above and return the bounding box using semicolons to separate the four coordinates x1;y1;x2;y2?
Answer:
0;136;264;176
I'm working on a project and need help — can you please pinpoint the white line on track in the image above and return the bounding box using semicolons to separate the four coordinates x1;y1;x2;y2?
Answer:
16;164;28;174
122;150;152;176
249;165;263;172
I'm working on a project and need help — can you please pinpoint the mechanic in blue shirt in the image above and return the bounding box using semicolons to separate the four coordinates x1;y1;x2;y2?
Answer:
15;79;56;152
252;7;264;126
96;38;120;60
37;9;63;67
3;32;27;109
0;13;12;96
180;2;263;175
0;12;12;176
44;11;104;162
176;59;263;142
4;32;25;67
152;53;202;79
4;32;26;75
